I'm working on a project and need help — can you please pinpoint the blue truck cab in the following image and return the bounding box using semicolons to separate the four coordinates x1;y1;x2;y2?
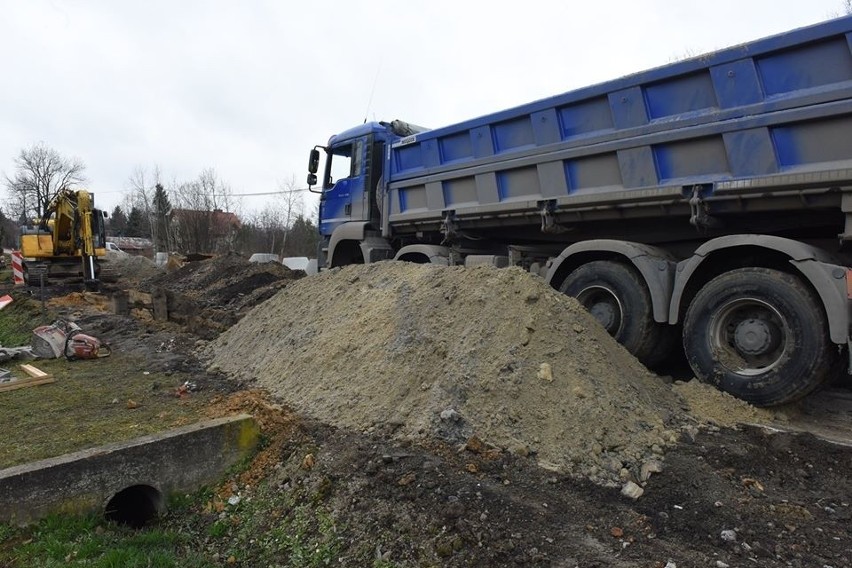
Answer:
311;121;427;265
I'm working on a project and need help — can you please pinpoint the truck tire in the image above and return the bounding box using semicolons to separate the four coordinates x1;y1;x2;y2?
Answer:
683;267;840;406
559;260;675;368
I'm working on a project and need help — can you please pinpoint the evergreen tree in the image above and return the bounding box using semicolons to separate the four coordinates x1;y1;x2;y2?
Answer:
152;183;172;251
283;214;319;257
109;205;127;236
125;206;150;238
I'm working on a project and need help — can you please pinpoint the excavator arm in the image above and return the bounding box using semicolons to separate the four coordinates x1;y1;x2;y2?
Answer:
74;190;98;287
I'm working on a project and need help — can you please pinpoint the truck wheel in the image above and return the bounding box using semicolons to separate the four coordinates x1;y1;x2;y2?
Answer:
559;260;675;368
683;267;840;406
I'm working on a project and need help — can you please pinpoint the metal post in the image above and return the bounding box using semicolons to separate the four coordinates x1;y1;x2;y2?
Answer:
39;273;45;314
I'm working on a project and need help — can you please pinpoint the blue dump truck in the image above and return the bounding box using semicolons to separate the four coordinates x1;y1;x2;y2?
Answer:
307;16;852;406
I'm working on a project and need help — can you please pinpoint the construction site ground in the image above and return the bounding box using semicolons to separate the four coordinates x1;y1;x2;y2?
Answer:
0;253;851;567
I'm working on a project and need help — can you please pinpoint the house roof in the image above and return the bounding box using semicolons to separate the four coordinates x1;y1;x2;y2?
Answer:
172;208;242;228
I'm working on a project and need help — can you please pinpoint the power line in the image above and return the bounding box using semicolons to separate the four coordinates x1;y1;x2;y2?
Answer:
222;188;314;197
97;187;315;198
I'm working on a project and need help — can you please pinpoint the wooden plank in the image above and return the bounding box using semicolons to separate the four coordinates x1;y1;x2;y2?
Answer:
20;364;52;380
0;376;55;393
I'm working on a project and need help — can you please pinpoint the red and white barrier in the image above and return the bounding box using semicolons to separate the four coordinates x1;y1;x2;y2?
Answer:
11;251;24;285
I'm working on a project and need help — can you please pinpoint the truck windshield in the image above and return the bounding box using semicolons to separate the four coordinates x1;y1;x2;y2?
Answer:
325;141;363;189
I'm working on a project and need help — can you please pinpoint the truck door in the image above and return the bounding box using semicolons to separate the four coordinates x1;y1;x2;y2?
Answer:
366;140;384;225
319;138;366;237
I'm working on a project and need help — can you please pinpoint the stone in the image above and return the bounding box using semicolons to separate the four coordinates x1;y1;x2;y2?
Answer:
620;481;644;500
537;362;553;382
440;408;460;421
640;460;663;482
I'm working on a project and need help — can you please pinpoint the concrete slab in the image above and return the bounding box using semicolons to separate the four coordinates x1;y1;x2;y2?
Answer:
0;414;259;525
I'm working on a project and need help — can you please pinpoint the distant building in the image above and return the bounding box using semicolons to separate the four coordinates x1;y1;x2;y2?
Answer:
171;208;241;254
107;237;153;257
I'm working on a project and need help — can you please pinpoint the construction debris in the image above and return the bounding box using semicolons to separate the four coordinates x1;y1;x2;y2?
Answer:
31;320;110;360
0;346;34;363
0;364;55;393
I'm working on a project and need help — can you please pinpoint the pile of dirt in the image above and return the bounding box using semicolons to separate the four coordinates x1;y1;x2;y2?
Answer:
204;389;299;488
141;253;304;338
46;291;110;312
207;262;691;486
104;253;162;285
143;252;302;310
191;403;852;567
673;379;777;428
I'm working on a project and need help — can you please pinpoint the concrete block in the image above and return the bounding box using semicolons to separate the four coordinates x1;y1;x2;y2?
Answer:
0;414;259;525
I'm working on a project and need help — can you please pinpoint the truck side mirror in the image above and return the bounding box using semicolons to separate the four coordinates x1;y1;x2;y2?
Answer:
308;149;320;174
307;173;318;187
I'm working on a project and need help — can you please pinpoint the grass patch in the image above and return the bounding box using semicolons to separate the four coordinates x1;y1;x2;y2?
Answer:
0;291;47;347
0;513;214;568
0;353;217;468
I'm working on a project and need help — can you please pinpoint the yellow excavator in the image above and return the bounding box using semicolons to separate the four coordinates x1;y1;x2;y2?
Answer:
19;189;108;290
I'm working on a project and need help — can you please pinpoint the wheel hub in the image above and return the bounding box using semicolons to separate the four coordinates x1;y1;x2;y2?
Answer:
589;302;618;332
577;285;623;336
709;297;789;376
733;318;781;356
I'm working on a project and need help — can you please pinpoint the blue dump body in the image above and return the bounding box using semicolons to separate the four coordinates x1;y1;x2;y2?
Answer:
373;15;852;233
313;15;852;406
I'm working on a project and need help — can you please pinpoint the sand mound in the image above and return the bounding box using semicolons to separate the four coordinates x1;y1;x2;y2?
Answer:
673;379;775;428
206;262;689;486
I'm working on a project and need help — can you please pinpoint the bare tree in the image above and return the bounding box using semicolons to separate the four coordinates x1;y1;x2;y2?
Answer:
4;143;87;221
171;168;239;253
245;176;306;255
276;175;305;254
125;165;163;242
255;205;284;254
829;0;852;16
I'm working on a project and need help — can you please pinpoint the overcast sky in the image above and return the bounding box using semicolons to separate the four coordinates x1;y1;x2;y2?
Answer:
0;0;847;217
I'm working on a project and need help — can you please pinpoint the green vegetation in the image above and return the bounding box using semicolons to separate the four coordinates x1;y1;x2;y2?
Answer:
0;291;216;468
0;292;45;347
0;353;216;468
0;480;380;567
169;479;348;567
0;507;212;567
